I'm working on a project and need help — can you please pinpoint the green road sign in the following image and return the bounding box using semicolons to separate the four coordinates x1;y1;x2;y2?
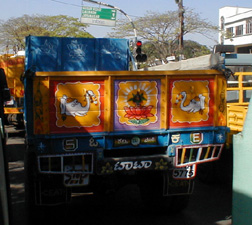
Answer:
81;6;117;21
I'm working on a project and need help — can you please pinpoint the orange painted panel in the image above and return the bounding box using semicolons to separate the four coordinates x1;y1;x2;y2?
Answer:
169;78;215;128
49;80;104;133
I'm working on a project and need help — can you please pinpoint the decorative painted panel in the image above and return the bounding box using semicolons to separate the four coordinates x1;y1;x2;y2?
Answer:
114;79;161;131
217;77;227;126
25;36;129;71
49;80;104;133
33;78;50;134
170;79;214;128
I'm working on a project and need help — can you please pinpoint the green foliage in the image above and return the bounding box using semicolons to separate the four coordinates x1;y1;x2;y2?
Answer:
183;40;211;58
0;14;93;52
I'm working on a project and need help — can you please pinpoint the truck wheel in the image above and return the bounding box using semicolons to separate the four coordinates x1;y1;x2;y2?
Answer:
167;195;190;213
24;151;41;224
197;162;218;184
25;151;51;225
16;114;24;128
139;172;190;213
25;151;70;224
141;188;190;213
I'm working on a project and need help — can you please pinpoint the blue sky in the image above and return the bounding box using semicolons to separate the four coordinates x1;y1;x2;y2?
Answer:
1;0;252;48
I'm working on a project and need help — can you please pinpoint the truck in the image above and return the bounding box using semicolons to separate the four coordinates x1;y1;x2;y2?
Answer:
224;53;252;147
0;52;25;126
23;36;229;221
0;68;11;225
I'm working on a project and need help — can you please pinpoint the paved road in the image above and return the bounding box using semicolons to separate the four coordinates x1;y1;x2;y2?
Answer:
5;125;232;225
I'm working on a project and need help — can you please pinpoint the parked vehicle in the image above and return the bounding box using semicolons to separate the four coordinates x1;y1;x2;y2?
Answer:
0;68;11;225
23;36;229;222
223;53;252;147
0;52;25;126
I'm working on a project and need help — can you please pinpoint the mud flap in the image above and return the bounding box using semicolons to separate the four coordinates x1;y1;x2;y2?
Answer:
36;175;71;205
139;171;192;212
163;172;194;196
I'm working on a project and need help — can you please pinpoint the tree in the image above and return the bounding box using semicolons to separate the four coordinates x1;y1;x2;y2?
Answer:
0;14;93;53
141;40;211;65
183;40;211;58
108;8;218;62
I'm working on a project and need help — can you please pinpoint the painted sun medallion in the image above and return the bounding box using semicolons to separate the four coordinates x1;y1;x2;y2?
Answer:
114;80;160;130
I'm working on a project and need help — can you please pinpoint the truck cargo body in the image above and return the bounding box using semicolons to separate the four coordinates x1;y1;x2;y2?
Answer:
24;70;227;204
23;36;228;212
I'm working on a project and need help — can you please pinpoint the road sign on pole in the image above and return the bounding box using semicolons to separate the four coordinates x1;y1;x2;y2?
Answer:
81;6;117;27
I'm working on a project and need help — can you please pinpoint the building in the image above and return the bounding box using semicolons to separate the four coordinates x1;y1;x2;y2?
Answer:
219;6;252;53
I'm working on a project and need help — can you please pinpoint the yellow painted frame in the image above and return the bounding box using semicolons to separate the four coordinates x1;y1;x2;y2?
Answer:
33;70;225;134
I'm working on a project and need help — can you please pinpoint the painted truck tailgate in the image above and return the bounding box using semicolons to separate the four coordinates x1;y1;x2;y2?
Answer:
24;70;227;176
28;70;227;134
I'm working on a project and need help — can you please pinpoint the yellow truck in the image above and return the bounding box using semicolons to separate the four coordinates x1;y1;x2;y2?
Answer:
226;72;252;146
0;52;25;126
224;53;252;147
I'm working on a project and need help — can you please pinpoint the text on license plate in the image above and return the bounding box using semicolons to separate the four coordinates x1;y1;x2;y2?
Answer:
64;165;89;187
172;165;196;179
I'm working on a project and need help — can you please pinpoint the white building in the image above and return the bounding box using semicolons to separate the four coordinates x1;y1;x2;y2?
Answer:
219;6;252;53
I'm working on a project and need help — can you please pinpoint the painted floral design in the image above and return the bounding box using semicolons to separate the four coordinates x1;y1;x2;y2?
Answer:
101;162;113;174
155;159;168;170
124;91;154;124
124;105;154;120
115;80;159;128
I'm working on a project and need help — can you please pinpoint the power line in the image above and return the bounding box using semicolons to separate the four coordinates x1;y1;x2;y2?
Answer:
50;0;82;8
50;0;140;18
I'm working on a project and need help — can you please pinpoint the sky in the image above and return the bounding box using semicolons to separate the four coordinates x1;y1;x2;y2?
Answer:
1;0;252;48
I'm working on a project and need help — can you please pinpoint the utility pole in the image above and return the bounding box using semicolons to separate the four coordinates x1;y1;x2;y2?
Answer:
175;0;184;59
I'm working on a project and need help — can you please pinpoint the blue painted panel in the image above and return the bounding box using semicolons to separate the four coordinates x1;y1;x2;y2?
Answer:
96;38;130;71
25;36;130;71
32;127;226;154
61;38;96;71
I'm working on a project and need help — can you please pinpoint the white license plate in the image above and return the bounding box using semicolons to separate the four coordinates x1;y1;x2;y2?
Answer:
64;165;89;187
172;165;196;179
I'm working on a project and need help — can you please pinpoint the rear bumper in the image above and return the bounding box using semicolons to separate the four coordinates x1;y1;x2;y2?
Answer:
37;143;224;176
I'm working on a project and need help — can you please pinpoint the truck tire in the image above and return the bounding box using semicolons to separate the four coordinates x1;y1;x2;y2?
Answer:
25;150;71;224
139;172;190;213
141;187;190;214
25;151;38;224
24;150;45;225
197;162;218;184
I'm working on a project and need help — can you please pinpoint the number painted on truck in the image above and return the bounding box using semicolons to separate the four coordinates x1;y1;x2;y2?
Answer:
63;138;78;151
173;165;196;179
